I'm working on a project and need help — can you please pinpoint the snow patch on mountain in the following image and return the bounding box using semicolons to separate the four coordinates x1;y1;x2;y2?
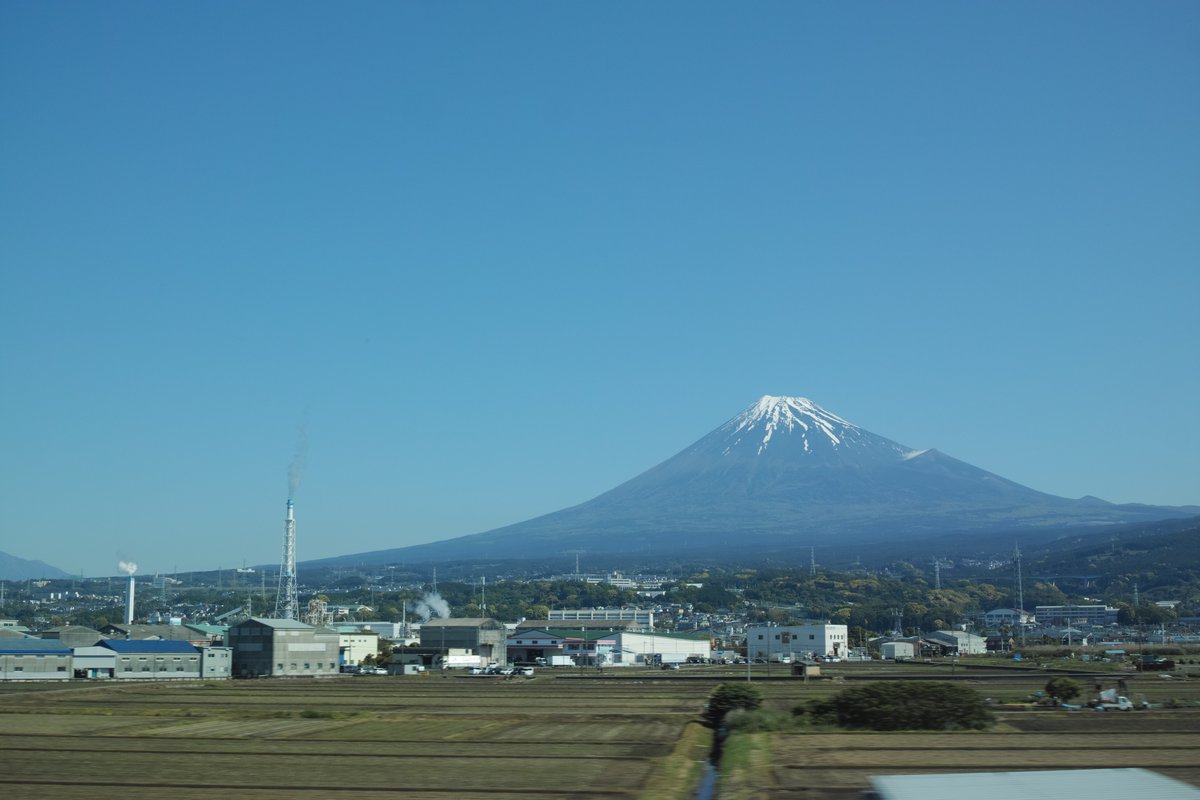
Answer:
725;395;857;455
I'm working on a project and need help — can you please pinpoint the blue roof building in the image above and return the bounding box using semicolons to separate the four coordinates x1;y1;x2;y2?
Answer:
0;639;72;681
100;639;202;679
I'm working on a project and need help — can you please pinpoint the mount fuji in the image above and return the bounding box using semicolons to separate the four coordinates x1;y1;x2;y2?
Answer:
321;396;1199;564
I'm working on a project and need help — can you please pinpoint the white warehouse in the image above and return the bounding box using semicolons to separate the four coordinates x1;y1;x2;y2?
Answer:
745;624;849;661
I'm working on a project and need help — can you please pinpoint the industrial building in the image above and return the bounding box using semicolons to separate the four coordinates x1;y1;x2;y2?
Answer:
927;630;987;655
1034;605;1119;626
506;629;712;666
101;640;203;679
745;624;849;661
506;629;619;666
613;631;712;665
329;627;379;667
548;607;654;628
72;646;116;678
516;618;644;633
0;639;73;680
226;618;340;678
39;625;105;648
419;618;506;665
982;608;1034;627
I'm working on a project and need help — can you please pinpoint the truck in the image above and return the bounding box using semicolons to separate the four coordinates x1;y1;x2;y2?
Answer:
1089;689;1147;711
1093;695;1136;711
438;654;487;670
548;655;575;667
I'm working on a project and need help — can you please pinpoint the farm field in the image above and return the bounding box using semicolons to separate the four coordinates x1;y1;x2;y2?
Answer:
714;667;1200;800
0;674;718;799
0;664;1197;799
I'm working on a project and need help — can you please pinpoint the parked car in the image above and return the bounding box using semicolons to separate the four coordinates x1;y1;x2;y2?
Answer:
518;667;534;676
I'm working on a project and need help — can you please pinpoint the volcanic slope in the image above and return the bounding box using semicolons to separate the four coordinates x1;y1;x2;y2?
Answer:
319;396;1198;563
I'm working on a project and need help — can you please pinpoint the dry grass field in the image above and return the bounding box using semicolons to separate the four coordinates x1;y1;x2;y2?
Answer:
1;663;1197;799
714;666;1200;800
0;674;716;800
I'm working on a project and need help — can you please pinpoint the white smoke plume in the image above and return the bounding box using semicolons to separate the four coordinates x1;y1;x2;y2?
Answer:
288;416;308;499
118;560;138;576
414;592;450;622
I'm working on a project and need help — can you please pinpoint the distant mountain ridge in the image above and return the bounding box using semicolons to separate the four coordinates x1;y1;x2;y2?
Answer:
311;396;1199;566
0;550;70;581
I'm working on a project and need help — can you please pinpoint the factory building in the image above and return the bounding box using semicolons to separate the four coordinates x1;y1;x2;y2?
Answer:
612;631;712;666
72;646;117;678
226;618;340;678
744;624;849;661
548;608;655;628
328;627;379;668
100;623;218;645
927;630;987;655
1034;605;1118;626
200;646;232;678
419;618;506;665
40;625;105;648
101;640;203;679
0;639;73;680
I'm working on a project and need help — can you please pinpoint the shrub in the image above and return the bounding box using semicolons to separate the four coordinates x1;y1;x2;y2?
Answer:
704;682;763;728
299;709;335;719
1044;677;1081;703
804;681;993;731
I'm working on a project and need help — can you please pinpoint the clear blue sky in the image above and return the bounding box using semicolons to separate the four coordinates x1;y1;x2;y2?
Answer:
2;2;1197;578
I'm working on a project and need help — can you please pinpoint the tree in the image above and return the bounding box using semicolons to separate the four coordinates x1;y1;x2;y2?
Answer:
804;681;992;731
705;683;763;728
1044;677;1081;703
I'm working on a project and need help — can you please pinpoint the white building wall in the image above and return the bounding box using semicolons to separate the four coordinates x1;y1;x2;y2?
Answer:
745;625;849;660
339;633;379;666
613;632;711;665
549;608;654;627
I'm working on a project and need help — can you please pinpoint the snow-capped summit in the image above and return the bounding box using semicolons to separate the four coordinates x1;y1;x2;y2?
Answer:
725;396;854;453
714;395;918;462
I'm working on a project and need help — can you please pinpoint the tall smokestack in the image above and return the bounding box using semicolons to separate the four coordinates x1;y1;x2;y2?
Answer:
274;499;298;619
119;561;138;625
